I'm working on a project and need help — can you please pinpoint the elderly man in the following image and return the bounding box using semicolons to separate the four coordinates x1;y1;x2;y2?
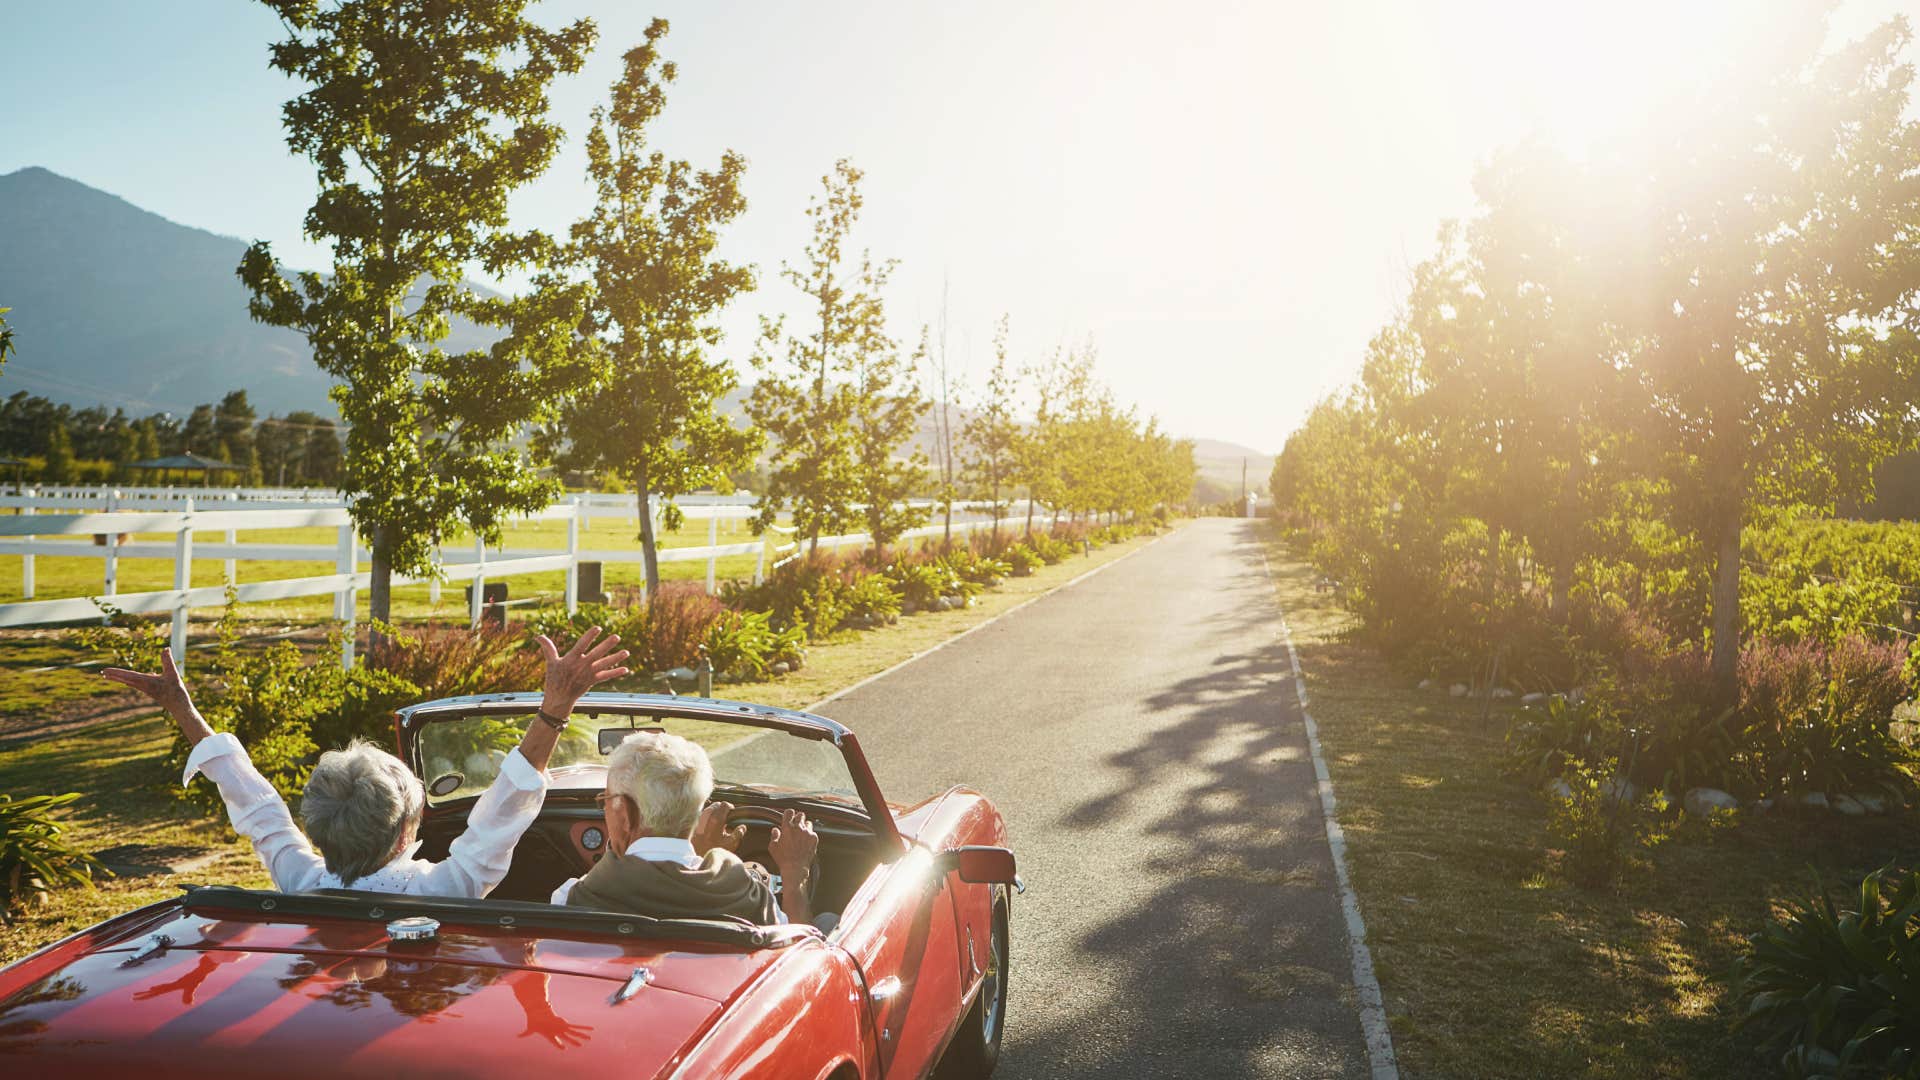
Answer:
102;628;629;897
551;731;819;926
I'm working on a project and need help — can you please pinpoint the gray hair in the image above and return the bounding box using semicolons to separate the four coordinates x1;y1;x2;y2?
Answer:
607;732;713;838
302;739;424;885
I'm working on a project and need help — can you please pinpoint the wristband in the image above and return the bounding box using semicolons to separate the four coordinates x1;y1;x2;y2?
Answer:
535;708;569;732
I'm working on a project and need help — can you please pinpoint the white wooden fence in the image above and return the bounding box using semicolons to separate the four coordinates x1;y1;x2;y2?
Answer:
0;489;1025;671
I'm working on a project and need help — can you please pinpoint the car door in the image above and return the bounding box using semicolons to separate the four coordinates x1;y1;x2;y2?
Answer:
837;847;968;1080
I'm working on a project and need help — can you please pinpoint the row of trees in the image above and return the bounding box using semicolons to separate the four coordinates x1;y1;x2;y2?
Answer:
0;389;343;486
1273;9;1920;707
236;3;1193;626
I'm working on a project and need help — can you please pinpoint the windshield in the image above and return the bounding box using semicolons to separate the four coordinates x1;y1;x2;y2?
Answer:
415;709;863;808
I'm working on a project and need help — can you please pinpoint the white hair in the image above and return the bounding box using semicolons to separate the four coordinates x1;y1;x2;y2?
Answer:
302;739;424;885
606;732;713;838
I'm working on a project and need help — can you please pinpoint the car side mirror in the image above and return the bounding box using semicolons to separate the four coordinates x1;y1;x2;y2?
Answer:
932;846;1018;885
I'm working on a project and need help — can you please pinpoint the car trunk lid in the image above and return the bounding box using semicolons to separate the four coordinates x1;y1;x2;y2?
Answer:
0;904;799;1078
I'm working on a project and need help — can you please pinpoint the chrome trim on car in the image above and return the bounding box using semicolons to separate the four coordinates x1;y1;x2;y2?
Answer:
610;967;652;1005
120;932;172;966
385;916;439;942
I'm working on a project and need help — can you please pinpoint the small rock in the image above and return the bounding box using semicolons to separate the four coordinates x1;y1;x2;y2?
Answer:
1449;683;1469;698
942;593;966;608
932;596;953;612
902;600;921;615
1683;787;1740;817
769;661;791;676
1545;778;1574;801
1830;794;1866;817
1417;679;1435;691
1600;776;1637;804
1520;692;1548;706
1797;792;1830;812
1490;687;1515;700
1852;792;1890;814
1567;687;1586;705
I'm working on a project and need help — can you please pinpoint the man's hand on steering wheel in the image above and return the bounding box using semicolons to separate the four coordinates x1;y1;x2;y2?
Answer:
768;809;819;924
692;801;748;855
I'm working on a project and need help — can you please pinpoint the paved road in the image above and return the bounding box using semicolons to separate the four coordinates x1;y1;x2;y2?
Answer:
817;518;1370;1079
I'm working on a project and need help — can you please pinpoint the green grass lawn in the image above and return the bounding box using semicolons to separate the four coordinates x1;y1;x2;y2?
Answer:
0;512;774;613
0;525;1169;964
1259;531;1919;1078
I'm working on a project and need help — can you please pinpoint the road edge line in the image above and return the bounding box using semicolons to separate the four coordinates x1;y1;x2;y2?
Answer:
806;527;1176;713
1265;553;1401;1080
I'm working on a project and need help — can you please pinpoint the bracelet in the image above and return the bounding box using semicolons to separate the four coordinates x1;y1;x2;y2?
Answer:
535;708;569;732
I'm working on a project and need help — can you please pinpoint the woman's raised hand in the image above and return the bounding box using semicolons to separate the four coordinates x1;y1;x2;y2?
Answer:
534;627;632;714
101;648;194;718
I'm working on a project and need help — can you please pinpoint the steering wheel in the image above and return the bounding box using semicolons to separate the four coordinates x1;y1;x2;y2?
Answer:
723;805;819;908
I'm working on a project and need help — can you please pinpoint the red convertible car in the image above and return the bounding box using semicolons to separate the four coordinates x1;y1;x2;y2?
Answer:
0;693;1019;1079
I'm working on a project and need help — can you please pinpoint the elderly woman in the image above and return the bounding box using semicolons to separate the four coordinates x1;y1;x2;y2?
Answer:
102;628;629;897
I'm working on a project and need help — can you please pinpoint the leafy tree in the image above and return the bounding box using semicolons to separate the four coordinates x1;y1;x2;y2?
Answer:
302;415;343;486
215;390;257;463
925;284;963;542
0;306;13;371
1015;346;1066;534
554;19;760;593
1592;11;1920;701
852;328;929;553
962;314;1020;536
179;405;218;456
133;419;160;463
43;424;75;484
255;414;304;485
748;160;891;553
238;0;600;628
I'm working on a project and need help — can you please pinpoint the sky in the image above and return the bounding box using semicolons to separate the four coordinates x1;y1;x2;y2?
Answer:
1;0;1912;452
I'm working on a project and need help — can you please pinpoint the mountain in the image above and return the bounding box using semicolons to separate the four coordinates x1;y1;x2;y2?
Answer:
1190;438;1272;504
0;166;490;417
0;166;1255;498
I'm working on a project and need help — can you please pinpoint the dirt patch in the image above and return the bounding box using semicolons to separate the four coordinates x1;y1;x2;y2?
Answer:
0;690;155;748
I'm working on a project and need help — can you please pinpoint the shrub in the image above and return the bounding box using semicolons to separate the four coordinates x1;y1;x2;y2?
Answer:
947;550;1011;586
1006;544;1041;576
0;793;107;917
1738;635;1917;798
704;610;808;681
526;602;650;684
1546;761;1669;889
367;621;545;701
70;601;168;671
646;584;728;669
1505;696;1614;786
843;574;902;623
1028;533;1075;564
886;561;941;609
723;558;855;641
1732;863;1920;1078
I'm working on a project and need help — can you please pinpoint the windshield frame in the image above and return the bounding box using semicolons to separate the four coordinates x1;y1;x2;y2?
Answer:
394;692;903;854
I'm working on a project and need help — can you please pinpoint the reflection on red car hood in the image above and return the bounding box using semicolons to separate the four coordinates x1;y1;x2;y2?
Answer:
0;905;794;1079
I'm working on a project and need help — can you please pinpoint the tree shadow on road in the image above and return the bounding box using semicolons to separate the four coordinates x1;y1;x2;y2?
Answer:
1009;614;1371;1077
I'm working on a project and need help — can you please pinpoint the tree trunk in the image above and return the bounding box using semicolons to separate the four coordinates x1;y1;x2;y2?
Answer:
1548;571;1570;624
635;470;660;596
1024;493;1034;536
1708;512;1743;707
368;527;391;651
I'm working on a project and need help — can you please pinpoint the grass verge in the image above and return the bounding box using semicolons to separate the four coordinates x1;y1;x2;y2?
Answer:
1259;532;1918;1079
0;525;1171;965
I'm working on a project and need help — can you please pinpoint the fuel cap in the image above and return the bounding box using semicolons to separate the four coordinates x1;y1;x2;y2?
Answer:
386;916;440;943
